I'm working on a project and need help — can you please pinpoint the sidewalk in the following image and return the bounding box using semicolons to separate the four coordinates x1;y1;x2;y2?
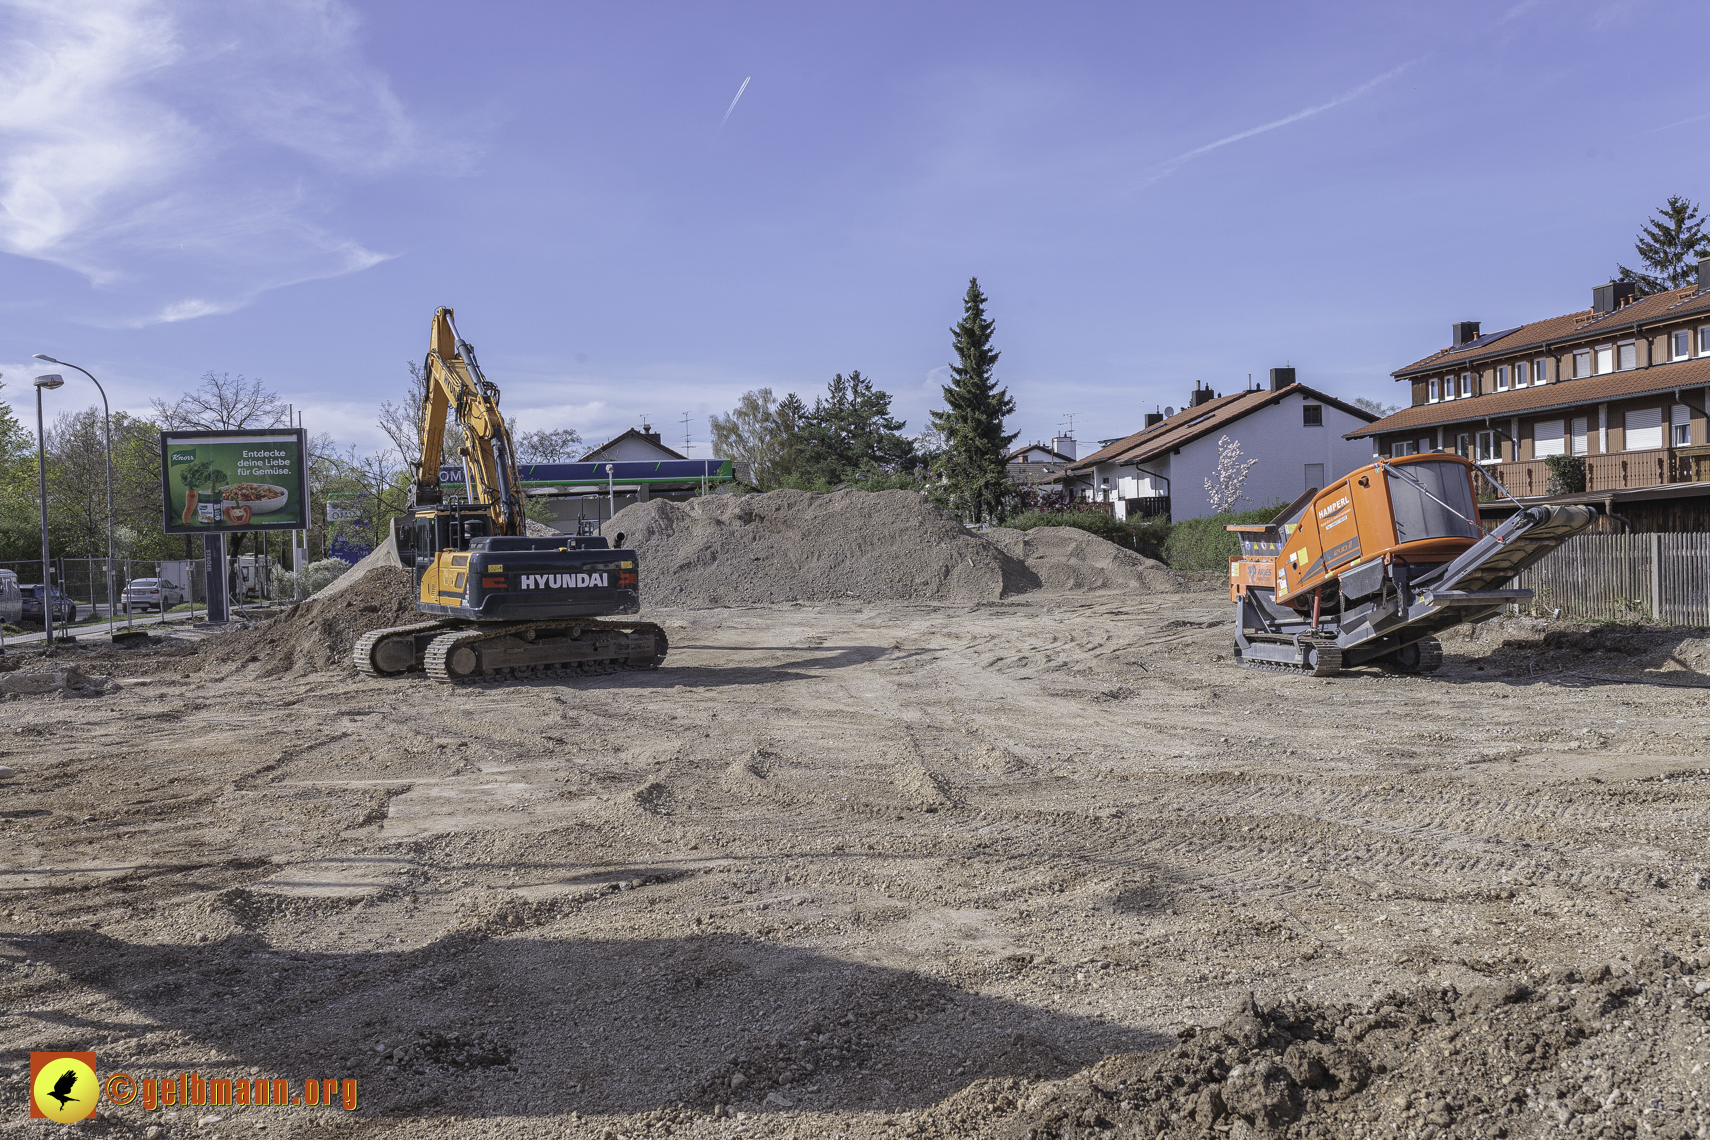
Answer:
3;604;285;647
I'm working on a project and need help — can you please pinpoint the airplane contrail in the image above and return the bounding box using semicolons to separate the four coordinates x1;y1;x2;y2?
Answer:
720;77;751;128
1142;61;1414;188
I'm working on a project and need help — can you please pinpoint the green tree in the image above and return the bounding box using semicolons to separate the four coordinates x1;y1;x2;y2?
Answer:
710;388;790;489
930;278;1017;523
795;371;914;485
1616;195;1710;295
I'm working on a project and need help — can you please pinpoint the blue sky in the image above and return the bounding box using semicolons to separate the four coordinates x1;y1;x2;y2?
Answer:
2;0;1707;456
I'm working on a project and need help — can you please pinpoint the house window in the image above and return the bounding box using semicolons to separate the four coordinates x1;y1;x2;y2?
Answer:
1533;419;1566;457
1475;431;1498;462
1624;407;1663;451
1535;357;1549;384
1570;417;1588;456
1514;360;1529;387
1672;330;1692;361
1390;440;1417;457
1455;433;1472;458
1617;340;1636;371
1459;373;1473;397
1427;378;1440;402
1673;404;1691;447
1302;404;1322;426
1700;326;1710;355
1573;349;1591;378
1304;463;1325;491
1496;365;1509;391
1595;344;1614;374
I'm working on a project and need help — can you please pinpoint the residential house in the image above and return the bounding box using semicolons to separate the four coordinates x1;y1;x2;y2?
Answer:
1068;371;1378;521
1349;262;1710;531
579;425;688;463
1006;436;1077;491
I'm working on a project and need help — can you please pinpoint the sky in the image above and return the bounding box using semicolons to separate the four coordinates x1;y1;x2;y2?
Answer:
2;0;1708;459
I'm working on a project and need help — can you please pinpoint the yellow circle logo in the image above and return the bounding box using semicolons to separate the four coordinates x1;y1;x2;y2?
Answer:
32;1056;98;1123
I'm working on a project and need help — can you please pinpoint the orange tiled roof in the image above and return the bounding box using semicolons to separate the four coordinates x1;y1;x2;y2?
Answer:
1347;354;1710;439
1393;285;1710;378
1071;385;1377;472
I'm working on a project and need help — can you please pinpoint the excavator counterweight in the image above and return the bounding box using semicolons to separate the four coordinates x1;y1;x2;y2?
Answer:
1227;453;1595;677
353;307;666;682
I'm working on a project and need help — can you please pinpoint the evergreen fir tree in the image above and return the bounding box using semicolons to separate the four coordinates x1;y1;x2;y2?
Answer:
930;278;1017;523
1616;196;1710;294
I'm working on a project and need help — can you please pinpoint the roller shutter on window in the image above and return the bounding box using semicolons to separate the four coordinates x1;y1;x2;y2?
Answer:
1570;417;1588;456
1533;419;1565;457
1624;407;1663;451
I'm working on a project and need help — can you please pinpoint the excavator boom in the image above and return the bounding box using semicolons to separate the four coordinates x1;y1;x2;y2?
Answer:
415;307;523;534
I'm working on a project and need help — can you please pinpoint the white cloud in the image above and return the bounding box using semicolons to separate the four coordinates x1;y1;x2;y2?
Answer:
0;0;418;322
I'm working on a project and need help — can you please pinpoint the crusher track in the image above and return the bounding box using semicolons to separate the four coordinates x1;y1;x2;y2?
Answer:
355;618;668;682
1232;634;1444;678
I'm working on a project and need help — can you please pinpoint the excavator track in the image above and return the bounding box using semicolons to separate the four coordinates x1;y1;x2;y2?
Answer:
422;618;668;683
353;619;462;677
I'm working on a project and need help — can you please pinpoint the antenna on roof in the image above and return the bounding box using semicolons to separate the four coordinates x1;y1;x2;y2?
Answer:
1058;412;1083;438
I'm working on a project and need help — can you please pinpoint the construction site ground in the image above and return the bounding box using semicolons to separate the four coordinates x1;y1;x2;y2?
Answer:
3;588;1708;1139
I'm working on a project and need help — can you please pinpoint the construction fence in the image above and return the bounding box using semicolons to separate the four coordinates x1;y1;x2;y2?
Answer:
1511;533;1710;626
0;558;209;617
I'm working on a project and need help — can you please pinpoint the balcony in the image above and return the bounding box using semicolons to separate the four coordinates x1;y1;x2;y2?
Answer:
1484;447;1710;497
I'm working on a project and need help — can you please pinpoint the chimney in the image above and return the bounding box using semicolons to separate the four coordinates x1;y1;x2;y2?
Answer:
1451;321;1481;347
1269;367;1296;391
1144;412;1164;428
1698;256;1709;292
1189;383;1217;408
1051;435;1077;460
1592;281;1636;313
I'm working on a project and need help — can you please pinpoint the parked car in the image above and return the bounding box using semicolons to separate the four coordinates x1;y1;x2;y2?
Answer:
0;571;20;626
121;578;185;613
20;584;77;627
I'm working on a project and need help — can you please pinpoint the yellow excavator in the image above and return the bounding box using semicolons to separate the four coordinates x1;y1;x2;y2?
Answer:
353;307;666;681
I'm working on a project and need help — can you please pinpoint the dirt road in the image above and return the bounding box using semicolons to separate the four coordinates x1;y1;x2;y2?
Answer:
2;591;1706;1139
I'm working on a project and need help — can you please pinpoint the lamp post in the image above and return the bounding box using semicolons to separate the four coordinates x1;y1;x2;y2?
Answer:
34;355;115;634
33;374;65;648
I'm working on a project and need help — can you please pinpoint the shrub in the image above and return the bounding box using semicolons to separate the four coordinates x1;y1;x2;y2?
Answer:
273;558;351;599
1544;454;1586;495
1160;503;1286;572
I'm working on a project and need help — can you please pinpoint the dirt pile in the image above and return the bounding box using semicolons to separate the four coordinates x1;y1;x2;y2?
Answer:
925;951;1707;1139
203;566;418;676
1464;621;1710;679
985;526;1184;594
602;489;1037;607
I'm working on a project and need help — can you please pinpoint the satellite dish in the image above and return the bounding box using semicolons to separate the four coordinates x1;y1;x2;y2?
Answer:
1164;406;1175;416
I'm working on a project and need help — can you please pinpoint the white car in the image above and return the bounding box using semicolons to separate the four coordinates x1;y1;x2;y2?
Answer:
121;578;184;613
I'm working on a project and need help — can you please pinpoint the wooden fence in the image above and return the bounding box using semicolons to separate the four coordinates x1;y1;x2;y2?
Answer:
1512;533;1710;625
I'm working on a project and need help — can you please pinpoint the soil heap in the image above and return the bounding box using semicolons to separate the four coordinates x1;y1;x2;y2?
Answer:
602;489;1038;607
203;566;417;676
985;525;1184;594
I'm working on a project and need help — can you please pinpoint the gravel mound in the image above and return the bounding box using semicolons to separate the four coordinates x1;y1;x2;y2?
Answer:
1466;621;1710;679
986;526;1185;594
602;489;1038;608
921;950;1708;1139
204;566;418;676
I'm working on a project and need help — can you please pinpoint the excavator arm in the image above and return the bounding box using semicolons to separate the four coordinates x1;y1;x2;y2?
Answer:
414;307;524;536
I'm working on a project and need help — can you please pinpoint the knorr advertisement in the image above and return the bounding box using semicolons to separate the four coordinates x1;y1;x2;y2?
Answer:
160;429;309;533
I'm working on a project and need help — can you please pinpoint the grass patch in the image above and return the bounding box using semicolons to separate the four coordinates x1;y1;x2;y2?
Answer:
1002;502;1286;571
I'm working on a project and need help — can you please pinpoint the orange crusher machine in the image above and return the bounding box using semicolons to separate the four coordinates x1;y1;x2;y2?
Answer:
1226;454;1596;677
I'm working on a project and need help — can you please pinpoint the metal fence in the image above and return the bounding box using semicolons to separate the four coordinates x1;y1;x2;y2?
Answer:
1512;533;1710;626
0;558;208;623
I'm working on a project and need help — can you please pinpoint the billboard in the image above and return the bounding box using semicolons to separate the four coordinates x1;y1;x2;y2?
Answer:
160;428;310;534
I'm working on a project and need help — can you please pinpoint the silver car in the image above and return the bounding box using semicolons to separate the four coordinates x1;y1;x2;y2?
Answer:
121;578;183;613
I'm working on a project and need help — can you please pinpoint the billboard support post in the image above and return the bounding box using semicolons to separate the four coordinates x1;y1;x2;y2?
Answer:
203;535;229;623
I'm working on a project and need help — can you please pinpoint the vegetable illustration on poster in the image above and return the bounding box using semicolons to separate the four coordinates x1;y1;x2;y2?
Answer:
159;429;310;534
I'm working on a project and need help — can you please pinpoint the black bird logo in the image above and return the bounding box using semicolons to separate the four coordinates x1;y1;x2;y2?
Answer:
46;1067;80;1110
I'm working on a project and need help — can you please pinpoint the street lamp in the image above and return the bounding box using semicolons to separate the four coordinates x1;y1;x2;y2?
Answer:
33;374;65;649
34;354;116;634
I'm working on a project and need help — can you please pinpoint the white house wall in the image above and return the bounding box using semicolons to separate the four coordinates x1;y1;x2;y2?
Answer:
1096;391;1373;520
